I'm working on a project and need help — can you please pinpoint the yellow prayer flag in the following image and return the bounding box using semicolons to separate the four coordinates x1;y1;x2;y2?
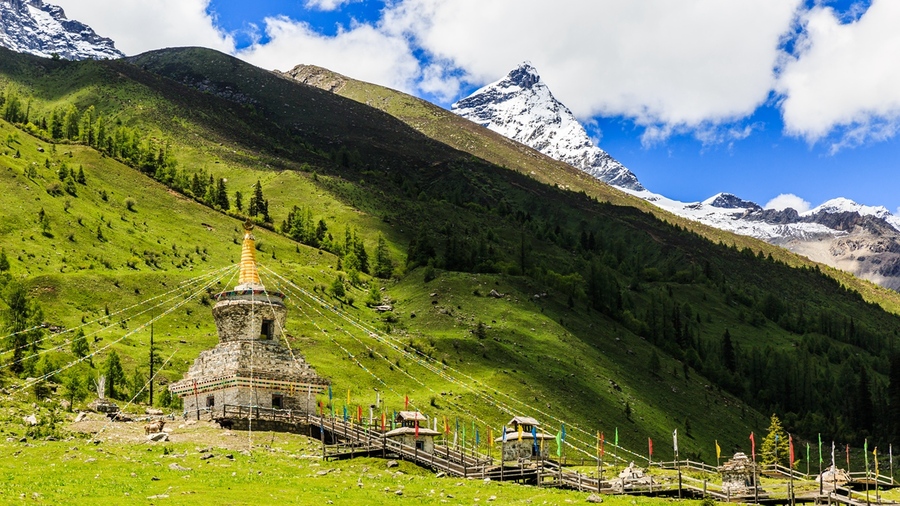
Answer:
347;388;351;405
489;428;494;448
716;440;721;460
875;447;879;475
518;425;523;441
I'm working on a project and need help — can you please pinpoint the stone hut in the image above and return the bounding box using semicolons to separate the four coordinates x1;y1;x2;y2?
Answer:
719;452;758;495
384;411;441;453
495;416;554;460
169;221;328;419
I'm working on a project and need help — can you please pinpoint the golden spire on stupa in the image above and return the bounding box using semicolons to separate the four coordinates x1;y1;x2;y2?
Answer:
238;219;261;288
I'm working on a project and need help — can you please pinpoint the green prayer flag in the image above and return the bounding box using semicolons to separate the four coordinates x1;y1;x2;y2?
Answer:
807;442;810;466
615;427;618;447
556;431;562;457
818;433;823;464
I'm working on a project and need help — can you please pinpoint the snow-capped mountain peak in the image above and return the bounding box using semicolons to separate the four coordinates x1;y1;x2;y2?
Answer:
452;62;645;191
0;0;123;60
805;197;892;220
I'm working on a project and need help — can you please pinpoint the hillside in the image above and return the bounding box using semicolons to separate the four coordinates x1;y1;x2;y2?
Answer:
0;46;898;465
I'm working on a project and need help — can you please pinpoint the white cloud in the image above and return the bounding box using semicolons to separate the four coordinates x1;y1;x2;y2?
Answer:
765;193;811;212
304;0;355;11
53;0;234;56
384;0;801;129
777;0;900;148
235;17;421;94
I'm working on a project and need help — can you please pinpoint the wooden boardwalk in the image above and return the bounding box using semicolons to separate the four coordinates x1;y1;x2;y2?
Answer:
213;405;898;505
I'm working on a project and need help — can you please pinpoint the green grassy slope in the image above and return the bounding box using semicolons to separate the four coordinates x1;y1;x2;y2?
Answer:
0;46;897;467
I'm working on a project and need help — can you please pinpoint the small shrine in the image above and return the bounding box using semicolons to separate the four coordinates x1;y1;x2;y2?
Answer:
611;462;655;491
816;465;850;490
719;452;758;495
169;221;328;420
384;411;441;453
495;416;554;460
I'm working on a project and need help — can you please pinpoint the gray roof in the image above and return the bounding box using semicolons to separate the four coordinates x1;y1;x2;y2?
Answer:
396;411;428;422
509;416;541;426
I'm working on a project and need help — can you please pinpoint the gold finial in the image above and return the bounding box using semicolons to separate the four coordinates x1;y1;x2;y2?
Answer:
238;220;261;287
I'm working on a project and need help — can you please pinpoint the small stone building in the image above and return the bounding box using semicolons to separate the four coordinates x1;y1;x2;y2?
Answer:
170;221;328;418
495;416;554;460
719;452;758;495
384;411;441;453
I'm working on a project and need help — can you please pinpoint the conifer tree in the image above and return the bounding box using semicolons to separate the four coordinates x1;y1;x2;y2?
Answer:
760;414;790;467
104;350;126;399
71;329;89;359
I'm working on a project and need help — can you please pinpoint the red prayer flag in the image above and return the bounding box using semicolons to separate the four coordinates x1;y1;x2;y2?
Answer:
750;432;756;460
600;432;605;458
404;395;409;410
648;437;653;456
415;419;419;439
381;412;386;431
357;405;362;423
789;434;795;467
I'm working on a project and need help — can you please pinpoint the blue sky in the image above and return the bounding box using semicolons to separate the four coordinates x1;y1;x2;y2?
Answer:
55;0;900;213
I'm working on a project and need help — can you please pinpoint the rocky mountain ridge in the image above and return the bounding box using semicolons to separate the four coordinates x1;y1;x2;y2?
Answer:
0;0;122;60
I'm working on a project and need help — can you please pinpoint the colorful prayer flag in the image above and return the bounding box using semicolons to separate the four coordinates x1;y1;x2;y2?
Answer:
502;425;507;443
381;411;386;431
532;426;538;454
518;425;523;442
648;437;653;457
818;433;823;464
716;440;721;460
750;432;756;460
556;430;563;457
404;394;409;410
415;419;419;439
789;434;795;467
489;428;494;448
865;439;869;470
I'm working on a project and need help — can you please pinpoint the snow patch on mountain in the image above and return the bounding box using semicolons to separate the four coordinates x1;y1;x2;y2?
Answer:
0;0;123;60
452;62;644;191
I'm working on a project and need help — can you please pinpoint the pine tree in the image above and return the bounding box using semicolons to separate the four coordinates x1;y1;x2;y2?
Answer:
71;329;90;359
0;248;8;272
234;190;243;211
374;234;393;278
760;413;790;466
722;328;736;371
889;353;900;441
249;180;265;218
104;350;126;399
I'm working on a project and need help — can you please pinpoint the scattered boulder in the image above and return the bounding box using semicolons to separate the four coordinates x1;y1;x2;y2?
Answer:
147;432;169;442
73;412;87;423
435;472;446;478
386;460;399;468
199;454;214;460
168;463;191;471
22;414;38;426
145;408;164;416
586;493;603;503
488;290;503;298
